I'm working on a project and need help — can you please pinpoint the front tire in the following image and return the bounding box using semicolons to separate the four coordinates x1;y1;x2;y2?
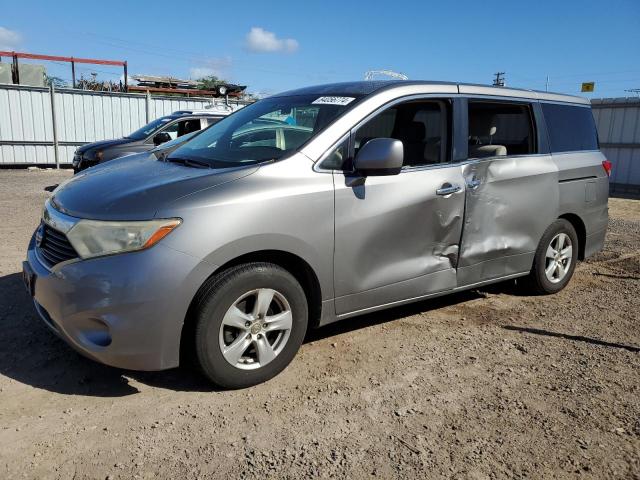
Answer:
193;263;308;389
521;219;579;295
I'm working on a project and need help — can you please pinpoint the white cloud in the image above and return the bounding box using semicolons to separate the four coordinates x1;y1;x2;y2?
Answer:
244;27;298;54
0;27;22;51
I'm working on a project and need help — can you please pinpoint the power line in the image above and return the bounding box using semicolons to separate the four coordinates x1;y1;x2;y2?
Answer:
493;69;640;88
544;78;640;88
544;69;640;80
60;29;341;81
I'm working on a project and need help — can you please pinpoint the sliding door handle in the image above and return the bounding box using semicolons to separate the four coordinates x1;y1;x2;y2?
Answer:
466;178;481;190
436;183;462;196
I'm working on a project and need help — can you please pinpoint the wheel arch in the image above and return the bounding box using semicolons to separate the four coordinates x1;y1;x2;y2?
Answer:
215;250;323;328
558;213;587;260
180;249;324;365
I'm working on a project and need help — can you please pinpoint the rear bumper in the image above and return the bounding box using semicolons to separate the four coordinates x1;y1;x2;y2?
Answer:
26;234;215;370
584;227;607;259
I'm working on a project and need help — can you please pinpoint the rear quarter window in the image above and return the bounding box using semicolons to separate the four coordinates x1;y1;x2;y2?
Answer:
541;103;598;153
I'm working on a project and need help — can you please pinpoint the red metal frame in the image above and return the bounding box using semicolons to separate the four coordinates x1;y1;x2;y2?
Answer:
0;51;125;66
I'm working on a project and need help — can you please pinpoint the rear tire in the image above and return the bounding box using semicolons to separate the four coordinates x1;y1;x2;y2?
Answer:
192;262;308;389
521;219;579;295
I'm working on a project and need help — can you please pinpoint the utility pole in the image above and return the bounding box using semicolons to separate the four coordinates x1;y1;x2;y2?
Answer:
123;61;128;92
545;75;549;92
493;72;505;87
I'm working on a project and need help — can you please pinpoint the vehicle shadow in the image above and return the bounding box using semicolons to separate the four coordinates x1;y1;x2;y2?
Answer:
502;325;640;353
0;270;512;396
44;184;58;192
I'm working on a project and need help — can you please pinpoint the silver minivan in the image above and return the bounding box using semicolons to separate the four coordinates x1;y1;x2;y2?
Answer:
24;81;609;388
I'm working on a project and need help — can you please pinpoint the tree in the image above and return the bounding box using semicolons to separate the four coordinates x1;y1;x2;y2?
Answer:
45;74;68;88
196;75;226;90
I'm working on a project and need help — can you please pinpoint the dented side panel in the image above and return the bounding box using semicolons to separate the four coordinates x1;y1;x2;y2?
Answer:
333;165;465;315
457;155;559;286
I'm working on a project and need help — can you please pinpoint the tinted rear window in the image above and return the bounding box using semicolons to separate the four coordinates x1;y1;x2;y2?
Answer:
468;101;536;157
541;103;598;153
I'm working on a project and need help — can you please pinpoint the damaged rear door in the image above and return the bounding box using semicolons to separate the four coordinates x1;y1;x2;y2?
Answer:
456;96;558;286
333;97;465;316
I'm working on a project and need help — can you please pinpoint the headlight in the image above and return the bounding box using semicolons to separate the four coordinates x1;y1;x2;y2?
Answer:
82;150;102;161
66;218;181;259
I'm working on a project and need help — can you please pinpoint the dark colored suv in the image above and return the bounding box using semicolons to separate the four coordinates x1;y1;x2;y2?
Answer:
72;110;230;173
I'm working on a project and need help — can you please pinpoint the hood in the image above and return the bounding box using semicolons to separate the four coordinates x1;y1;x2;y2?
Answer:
76;138;133;154
52;154;258;220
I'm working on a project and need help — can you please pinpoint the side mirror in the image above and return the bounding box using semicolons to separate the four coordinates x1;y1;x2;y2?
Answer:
153;132;172;146
353;138;403;176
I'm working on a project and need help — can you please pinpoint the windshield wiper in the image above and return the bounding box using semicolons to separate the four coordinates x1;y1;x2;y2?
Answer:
166;157;211;169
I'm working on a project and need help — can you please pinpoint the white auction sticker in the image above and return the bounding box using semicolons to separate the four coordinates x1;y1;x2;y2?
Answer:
312;96;356;106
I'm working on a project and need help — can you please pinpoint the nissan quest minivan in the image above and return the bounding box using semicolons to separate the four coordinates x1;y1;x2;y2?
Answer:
24;81;609;388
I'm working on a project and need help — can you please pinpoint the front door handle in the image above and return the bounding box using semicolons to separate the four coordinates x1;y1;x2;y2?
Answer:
436;183;462;196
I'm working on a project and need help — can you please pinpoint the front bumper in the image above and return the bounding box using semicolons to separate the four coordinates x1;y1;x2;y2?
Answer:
26;234;215;370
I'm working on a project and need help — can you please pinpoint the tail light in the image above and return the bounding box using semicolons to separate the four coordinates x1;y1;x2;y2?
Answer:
602;159;612;177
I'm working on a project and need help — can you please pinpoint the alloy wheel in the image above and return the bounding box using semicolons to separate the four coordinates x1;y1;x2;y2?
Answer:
544;232;573;284
218;288;292;370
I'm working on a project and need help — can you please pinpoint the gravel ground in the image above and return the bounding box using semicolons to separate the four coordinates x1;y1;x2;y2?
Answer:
0;169;638;480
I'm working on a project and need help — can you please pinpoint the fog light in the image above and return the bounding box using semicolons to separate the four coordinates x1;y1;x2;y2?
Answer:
77;318;112;347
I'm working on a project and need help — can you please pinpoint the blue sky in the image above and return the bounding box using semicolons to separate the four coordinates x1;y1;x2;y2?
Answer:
2;0;639;97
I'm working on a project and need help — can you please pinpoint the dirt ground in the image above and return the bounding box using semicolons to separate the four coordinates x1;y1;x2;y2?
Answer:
0;169;638;480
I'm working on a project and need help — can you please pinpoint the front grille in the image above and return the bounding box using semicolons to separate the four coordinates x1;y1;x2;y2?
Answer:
37;223;78;267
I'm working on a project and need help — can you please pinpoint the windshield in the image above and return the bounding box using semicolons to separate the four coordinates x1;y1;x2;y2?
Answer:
127;116;174;140
152;129;200;151
168;94;361;168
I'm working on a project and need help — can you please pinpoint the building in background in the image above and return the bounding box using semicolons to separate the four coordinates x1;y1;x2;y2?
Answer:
592;98;640;197
0;62;45;87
